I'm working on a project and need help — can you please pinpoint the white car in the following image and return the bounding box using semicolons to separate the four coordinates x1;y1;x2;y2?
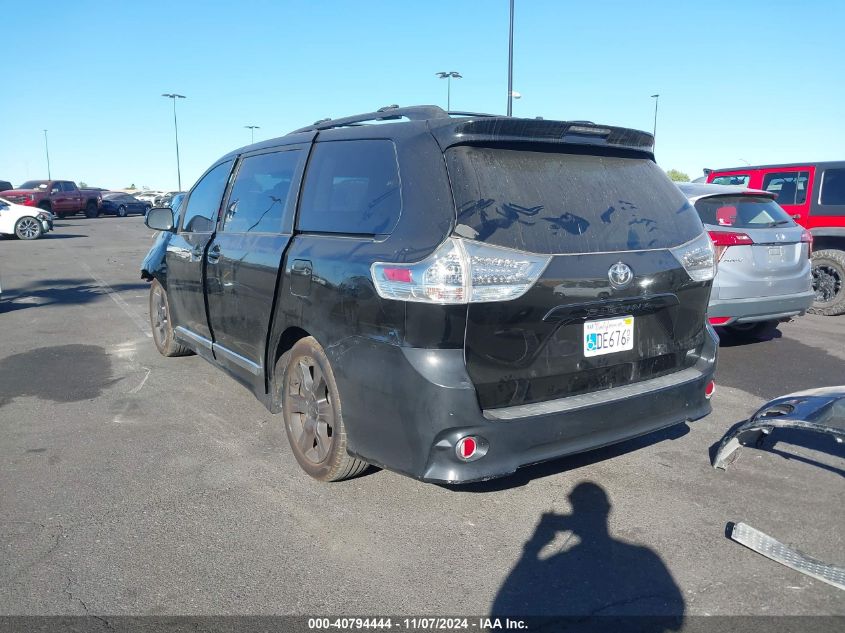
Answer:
0;196;52;240
134;191;164;205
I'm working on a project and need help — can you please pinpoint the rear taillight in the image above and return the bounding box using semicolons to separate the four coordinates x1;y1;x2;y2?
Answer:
800;229;813;258
708;230;753;262
371;237;551;304
670;233;716;282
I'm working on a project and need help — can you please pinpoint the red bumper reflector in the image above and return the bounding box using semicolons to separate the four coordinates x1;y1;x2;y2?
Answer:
383;267;412;283
456;436;477;460
708;316;731;325
705;380;716;399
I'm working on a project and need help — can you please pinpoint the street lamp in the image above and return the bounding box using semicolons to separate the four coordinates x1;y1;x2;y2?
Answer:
507;0;515;116
436;71;462;111
43;129;51;179
162;93;186;190
245;125;260;144
650;94;660;149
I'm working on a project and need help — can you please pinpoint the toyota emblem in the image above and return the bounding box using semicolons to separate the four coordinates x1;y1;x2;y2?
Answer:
608;262;633;289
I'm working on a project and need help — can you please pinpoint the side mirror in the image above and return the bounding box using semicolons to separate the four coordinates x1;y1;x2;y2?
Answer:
145;206;175;232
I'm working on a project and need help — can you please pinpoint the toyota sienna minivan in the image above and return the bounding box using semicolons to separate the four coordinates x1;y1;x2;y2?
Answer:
142;105;718;484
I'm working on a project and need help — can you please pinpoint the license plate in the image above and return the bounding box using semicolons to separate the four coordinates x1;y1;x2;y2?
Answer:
584;316;634;357
767;245;785;262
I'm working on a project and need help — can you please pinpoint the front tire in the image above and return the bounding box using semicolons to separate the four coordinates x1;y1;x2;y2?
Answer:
149;279;192;357
84;201;99;218
810;249;845;316
117;205;128;218
14;216;43;240
278;337;368;482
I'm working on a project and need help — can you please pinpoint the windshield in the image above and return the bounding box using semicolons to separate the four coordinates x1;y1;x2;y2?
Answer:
445;146;703;254
19;180;49;190
694;195;794;228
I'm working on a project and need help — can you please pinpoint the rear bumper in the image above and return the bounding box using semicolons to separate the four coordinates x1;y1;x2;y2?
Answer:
708;289;815;324
331;326;717;484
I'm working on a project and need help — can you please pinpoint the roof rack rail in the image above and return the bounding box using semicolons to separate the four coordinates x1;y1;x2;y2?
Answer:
446;110;500;118
289;105;449;134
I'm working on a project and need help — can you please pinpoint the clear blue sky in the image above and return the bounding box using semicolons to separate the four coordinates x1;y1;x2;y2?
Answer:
2;0;843;191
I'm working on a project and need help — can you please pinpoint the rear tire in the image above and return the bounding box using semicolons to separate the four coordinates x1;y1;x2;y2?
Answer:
117;205;127;218
809;249;845;316
278;336;368;482
14;216;43;240
84;201;99;218
149;279;192;357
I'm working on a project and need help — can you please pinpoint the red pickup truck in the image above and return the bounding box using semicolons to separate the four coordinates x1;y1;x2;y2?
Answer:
1;180;102;218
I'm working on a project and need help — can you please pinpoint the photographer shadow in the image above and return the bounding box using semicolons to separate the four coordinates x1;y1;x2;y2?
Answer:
491;482;684;632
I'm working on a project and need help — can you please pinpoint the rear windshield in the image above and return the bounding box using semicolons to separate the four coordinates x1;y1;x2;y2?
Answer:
19;180;49;190
445;147;702;254
693;195;794;228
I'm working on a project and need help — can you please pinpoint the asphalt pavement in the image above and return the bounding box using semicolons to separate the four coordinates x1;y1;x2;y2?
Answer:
1;216;843;618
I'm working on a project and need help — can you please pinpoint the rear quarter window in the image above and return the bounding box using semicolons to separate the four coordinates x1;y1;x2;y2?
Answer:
298;140;401;235
820;168;845;205
711;175;750;186
445;147;703;254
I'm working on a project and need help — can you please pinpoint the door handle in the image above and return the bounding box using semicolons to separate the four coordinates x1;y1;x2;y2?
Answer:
207;244;221;264
292;260;312;276
791;214;801;220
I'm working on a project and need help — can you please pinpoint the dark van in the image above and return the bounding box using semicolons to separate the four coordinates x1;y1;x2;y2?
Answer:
143;106;717;484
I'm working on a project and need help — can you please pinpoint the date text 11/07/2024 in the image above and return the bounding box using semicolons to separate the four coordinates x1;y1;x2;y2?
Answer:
307;617;528;631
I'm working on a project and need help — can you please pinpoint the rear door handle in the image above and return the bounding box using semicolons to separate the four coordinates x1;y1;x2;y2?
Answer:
207;244;221;264
791;214;801;220
292;260;312;276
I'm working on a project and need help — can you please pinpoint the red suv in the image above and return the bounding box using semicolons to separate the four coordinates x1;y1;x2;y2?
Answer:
707;162;845;315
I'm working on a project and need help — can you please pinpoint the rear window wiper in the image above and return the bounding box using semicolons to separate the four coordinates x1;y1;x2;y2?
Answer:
757;219;793;227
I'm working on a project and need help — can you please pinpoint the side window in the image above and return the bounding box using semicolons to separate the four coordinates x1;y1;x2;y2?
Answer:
298;140;401;234
62;182;76;192
762;171;809;205
820;168;845;206
222;150;301;233
711;175;749;186
181;160;233;233
50;182;62;194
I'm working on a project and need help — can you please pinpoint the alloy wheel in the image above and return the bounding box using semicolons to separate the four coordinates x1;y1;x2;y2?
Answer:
286;357;334;465
151;286;168;345
813;264;842;304
17;217;41;239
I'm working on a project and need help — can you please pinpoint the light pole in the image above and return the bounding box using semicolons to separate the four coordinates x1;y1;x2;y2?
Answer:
650;94;660;149
507;0;515;116
435;71;462;111
162;93;186;190
43;129;51;179
245;125;260;143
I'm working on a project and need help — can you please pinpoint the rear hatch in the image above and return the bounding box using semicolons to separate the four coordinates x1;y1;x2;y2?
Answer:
694;194;811;300
445;146;711;410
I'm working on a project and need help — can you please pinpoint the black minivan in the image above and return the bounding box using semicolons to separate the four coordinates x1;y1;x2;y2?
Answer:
143;105;718;484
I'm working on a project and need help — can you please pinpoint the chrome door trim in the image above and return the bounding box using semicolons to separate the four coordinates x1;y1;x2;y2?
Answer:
212;343;262;376
174;326;212;350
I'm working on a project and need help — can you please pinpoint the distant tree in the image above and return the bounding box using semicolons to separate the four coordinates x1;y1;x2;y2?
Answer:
128;183;136;189
666;169;690;182
79;181;88;188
